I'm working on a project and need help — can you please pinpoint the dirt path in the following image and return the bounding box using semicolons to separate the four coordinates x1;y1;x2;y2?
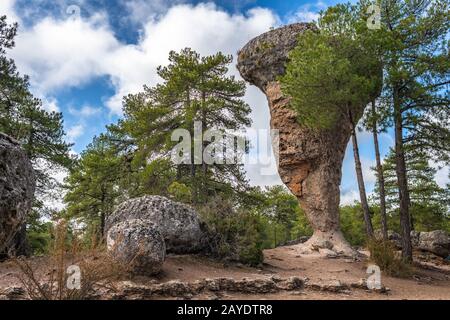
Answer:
1;245;449;300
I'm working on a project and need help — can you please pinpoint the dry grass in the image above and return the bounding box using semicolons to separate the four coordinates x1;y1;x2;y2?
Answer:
367;238;414;278
13;221;130;300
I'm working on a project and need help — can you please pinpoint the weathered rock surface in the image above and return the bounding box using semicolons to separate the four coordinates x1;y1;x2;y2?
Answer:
107;219;166;276
375;229;450;258
106;196;204;254
0;133;35;256
94;276;390;300
237;23;362;256
417;231;450;258
110;276;305;299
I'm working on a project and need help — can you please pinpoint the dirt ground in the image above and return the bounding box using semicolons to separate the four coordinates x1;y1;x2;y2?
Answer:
1;245;449;300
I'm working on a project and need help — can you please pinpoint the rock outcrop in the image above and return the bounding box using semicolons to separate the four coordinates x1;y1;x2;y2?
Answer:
0;133;35;256
237;23;361;256
107;219;166;276
416;230;450;258
375;229;450;258
106;196;204;254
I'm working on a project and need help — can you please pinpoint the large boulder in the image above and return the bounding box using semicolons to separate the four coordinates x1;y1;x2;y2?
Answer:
375;229;450;258
417;230;450;258
106;196;204;254
0;133;35;256
107;219;165;276
237;23;376;256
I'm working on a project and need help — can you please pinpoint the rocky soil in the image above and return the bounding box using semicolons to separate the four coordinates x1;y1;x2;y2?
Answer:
1;245;449;300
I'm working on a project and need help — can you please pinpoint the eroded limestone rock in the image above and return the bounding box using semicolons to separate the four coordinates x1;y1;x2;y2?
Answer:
106;195;204;254
237;23;361;256
417;230;450;258
0;133;35;256
107;219;166;276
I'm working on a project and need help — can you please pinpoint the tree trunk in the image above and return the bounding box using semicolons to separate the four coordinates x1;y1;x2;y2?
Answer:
351;127;374;238
371;101;388;240
393;88;413;262
100;191;106;240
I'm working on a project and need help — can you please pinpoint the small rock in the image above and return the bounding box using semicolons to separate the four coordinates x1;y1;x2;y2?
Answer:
319;248;338;258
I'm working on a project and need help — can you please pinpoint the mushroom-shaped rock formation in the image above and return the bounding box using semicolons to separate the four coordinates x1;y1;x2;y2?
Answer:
0;133;35;256
237;23;360;256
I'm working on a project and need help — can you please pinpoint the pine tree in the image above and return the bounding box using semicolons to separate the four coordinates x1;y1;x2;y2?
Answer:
375;0;449;261
362;99;392;240
118;48;252;204
373;147;449;232
64;135;124;238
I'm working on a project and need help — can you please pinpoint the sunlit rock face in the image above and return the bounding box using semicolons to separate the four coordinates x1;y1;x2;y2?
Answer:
237;23;363;255
0;133;35;257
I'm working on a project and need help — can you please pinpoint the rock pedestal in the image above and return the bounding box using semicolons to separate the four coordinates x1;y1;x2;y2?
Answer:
237;23;359;256
0;133;35;256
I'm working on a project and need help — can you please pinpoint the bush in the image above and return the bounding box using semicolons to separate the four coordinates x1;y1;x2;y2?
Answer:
198;197;264;266
366;238;413;278
168;182;192;203
340;204;367;246
15;221;129;300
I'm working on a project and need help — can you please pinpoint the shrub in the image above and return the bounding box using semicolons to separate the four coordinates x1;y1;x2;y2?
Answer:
198;197;264;266
14;221;129;300
168;182;192;203
366;238;413;278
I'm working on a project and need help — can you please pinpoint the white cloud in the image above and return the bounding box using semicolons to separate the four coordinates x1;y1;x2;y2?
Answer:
122;0;185;25
9;3;278;116
67;124;85;142
286;1;325;23
104;4;278;114
432;163;449;188
0;0;20;24
6;2;279;188
288;10;319;23
42;96;60;112
340;189;360;206
69;105;101;117
11;13;119;94
361;157;377;185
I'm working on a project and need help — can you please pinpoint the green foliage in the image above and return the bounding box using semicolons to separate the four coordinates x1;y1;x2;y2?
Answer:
117;48;252;204
367;238;413;278
340;204;367;246
199;197;264;266
64;134;124;238
26;211;52;255
256;186;312;247
168;182;192;203
279;9;381;129
372;148;449;232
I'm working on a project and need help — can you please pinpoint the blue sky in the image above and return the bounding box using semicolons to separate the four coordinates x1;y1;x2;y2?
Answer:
1;0;448;205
